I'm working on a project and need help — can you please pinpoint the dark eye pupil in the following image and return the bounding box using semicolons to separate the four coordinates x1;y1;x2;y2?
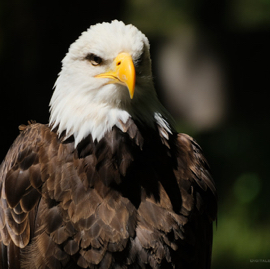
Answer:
86;54;102;66
93;56;100;63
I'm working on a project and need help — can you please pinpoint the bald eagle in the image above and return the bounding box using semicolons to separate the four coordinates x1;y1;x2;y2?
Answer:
0;21;217;269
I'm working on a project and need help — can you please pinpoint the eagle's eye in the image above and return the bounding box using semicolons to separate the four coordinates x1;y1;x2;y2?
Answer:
86;54;102;66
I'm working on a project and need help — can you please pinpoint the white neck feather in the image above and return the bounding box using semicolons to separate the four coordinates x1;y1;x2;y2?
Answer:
49;78;169;147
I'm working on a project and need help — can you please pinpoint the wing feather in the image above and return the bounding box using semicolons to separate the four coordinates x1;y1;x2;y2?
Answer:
133;125;217;268
176;133;217;221
0;118;217;268
0;122;50;261
174;133;217;268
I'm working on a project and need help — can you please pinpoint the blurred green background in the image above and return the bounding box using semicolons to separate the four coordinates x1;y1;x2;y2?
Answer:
1;0;270;268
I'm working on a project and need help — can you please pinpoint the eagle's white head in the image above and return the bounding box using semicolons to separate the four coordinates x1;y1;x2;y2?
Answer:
49;20;169;146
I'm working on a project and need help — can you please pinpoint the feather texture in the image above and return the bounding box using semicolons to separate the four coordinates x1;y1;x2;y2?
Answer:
0;119;216;268
1;20;217;269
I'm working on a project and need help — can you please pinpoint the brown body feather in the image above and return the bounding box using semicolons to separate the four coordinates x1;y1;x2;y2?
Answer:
0;119;216;269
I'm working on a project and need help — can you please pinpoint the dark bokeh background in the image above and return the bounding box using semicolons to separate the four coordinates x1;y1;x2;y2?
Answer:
1;1;270;268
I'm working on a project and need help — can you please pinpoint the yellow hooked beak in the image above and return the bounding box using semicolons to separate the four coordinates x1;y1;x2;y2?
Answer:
95;52;136;99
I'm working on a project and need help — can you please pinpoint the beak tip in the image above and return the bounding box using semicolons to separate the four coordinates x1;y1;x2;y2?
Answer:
128;84;135;99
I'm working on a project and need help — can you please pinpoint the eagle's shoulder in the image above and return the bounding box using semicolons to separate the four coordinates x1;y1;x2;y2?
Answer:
174;133;217;221
0;121;60;185
0;122;57;248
